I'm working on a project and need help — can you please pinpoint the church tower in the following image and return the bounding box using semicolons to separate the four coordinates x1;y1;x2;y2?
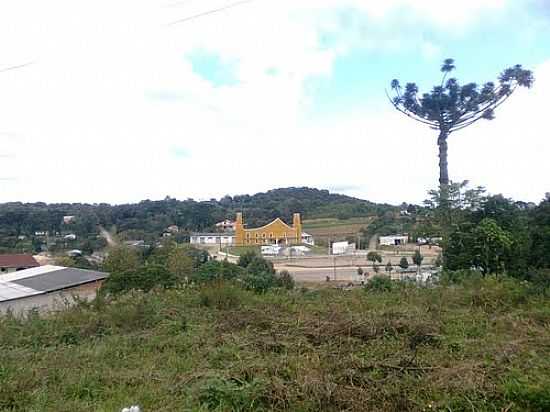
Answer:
293;213;302;244
235;212;244;246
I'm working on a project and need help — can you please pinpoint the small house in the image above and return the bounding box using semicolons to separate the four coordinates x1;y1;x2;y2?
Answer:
0;254;40;274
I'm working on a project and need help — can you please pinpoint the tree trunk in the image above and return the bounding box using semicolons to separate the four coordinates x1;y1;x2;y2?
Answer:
438;129;451;266
438;130;450;205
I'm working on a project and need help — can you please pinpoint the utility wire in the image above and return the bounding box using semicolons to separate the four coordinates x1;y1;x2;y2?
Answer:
167;0;256;26
0;61;34;74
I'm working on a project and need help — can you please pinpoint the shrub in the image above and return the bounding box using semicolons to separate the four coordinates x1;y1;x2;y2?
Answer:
237;250;260;268
364;275;396;293
242;271;279;293
244;256;275;276
439;269;484;285
199;283;245;310
525;268;550;297
193;261;245;284
199;377;267;411
101;263;175;295
102;246;141;274
503;376;550;411
276;270;295;290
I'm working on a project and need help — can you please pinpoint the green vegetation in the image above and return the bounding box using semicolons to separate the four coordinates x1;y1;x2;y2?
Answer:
1;275;549;411
413;250;424;267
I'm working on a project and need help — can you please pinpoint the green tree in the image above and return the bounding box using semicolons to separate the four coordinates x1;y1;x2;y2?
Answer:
357;267;364;276
385;261;393;273
473;218;513;275
102;263;175;295
399;257;409;269
389;59;533;220
529;196;550;269
367;251;383;266
167;245;194;282
103;246;141;274
412;250;424;267
237;250;260;268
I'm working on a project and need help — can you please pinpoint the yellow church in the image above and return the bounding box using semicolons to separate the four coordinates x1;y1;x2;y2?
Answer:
235;212;302;246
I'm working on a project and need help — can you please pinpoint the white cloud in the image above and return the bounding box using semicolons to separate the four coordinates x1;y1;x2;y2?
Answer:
0;0;545;205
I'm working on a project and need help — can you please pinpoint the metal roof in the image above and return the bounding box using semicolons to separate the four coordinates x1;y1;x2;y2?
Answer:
0;265;108;303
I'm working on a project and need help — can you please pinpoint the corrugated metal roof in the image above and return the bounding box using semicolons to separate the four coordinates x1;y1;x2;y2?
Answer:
0;265;108;303
13;268;107;292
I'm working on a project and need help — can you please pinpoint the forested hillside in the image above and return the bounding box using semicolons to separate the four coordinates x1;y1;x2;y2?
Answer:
0;188;396;253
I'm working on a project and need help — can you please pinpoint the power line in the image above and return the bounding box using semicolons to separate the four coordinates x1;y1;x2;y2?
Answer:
0;61;34;74
167;0;256;26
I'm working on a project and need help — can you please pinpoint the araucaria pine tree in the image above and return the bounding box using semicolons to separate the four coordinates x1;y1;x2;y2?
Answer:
388;59;533;214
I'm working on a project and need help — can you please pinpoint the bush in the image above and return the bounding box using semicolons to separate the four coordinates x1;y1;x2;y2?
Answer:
440;269;483;285
242;271;279;293
101;263;176;295
504;376;550;411
524;269;550;297
199;377;267;411
364;275;396;293
237;250;260;268
243;256;275;276
276;270;295;290
193;261;245;284
199;283;246;310
102;246;141;274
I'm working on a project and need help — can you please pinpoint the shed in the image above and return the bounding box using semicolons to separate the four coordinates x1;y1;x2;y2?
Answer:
0;265;108;314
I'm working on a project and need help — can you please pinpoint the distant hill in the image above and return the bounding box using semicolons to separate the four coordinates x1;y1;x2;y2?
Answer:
0;187;398;253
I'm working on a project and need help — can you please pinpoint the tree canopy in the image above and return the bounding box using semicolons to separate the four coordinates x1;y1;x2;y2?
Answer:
388;59;533;134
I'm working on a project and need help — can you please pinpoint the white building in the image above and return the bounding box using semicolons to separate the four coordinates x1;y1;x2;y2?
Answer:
379;235;409;246
302;232;315;246
332;241;356;255
215;220;236;232
190;233;235;246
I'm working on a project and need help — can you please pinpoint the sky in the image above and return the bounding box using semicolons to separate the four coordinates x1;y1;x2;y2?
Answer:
0;0;549;205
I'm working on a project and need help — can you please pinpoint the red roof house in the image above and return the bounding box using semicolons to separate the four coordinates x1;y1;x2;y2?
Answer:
0;255;40;273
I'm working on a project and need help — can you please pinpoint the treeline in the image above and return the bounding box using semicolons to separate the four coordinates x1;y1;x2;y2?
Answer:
101;243;294;296
0;187;395;253
420;184;550;276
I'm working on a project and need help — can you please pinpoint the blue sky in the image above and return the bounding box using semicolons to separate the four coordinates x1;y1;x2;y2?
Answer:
1;0;549;204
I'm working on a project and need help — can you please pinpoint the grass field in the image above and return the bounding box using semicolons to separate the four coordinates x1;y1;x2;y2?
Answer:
1;277;549;411
303;217;374;244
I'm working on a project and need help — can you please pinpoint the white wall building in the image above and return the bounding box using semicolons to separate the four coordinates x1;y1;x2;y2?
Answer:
379;235;409;246
190;233;235;246
302;232;315;246
215;220;236;232
332;241;356;255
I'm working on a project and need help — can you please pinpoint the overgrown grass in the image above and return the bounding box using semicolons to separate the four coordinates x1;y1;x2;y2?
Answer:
1;278;549;411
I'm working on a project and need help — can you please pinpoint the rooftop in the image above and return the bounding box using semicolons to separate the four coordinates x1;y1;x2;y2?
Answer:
0;265;108;303
0;254;40;269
